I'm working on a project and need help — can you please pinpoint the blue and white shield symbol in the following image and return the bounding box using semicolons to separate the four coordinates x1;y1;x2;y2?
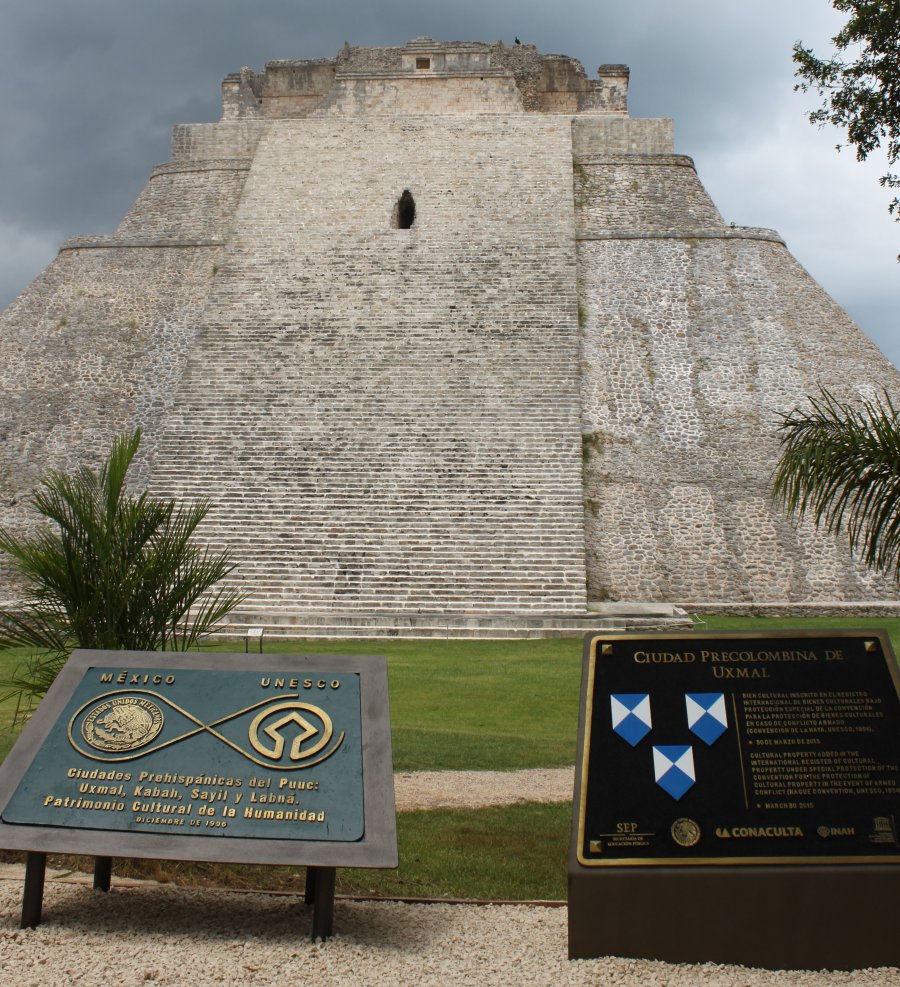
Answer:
652;745;695;800
685;693;728;745
610;694;652;746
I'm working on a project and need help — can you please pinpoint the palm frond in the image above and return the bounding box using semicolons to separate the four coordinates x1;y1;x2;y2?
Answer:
773;388;900;582
0;428;245;709
0;649;70;725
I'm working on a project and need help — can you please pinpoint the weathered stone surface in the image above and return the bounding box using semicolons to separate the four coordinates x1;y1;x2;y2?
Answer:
578;226;898;602
147;113;586;614
0;37;897;613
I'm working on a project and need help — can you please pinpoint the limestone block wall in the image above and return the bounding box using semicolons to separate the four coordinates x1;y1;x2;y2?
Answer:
573;116;674;157
252;61;335;118
0;122;257;597
313;76;525;116
114;161;249;240
589;66;629;114
225;42;626;121
221;69;265;121
171;122;267;162
146;114;587;614
263;94;328;119
575;154;722;231
577;166;900;604
0;245;219;589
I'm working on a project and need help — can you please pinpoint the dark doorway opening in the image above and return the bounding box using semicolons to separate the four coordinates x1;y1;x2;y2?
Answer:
395;189;416;229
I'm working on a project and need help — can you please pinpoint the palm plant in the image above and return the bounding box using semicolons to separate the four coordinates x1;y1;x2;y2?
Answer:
772;387;900;582
0;429;244;711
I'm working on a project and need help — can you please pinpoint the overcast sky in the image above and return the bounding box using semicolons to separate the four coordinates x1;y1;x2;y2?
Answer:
1;0;897;368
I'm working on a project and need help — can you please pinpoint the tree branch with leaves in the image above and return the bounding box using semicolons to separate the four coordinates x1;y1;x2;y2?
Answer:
793;0;900;249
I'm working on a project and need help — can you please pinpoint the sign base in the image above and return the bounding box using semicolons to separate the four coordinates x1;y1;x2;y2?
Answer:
568;863;900;969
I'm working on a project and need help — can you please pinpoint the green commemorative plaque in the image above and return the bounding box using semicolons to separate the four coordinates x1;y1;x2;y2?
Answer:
0;650;397;937
3;666;364;841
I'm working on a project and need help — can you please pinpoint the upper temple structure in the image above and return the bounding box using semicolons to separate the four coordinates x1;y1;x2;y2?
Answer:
1;38;897;636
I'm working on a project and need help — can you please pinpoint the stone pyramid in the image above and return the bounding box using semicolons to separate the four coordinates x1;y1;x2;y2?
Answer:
1;39;896;635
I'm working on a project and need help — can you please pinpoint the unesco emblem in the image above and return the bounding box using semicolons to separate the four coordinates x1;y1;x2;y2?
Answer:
81;697;165;752
248;701;339;765
671;817;701;848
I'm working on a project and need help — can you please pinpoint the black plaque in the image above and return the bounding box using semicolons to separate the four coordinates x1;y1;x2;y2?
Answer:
577;631;900;866
569;630;900;969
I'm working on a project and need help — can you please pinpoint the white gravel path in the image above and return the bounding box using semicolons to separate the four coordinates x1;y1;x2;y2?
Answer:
394;767;574;811
1;878;899;986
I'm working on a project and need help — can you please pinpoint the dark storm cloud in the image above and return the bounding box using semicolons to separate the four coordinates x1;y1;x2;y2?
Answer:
1;0;896;364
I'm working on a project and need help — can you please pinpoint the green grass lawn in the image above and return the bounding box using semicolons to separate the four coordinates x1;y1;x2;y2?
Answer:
698;613;900;654
0;638;585;769
0;647;36;762
196;636;583;771
379;637;582;771
1;616;898;900
102;802;571;901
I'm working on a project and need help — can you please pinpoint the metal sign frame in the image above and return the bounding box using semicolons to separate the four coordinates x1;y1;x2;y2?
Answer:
0;650;397;937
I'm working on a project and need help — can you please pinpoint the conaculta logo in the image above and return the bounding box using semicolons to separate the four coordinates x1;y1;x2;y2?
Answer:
715;825;803;839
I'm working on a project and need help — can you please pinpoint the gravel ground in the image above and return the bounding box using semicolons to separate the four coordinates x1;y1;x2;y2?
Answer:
1;769;898;984
2;877;899;987
394;767;574;810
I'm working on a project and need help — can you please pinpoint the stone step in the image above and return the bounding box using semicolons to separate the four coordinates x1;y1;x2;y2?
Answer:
209;606;692;640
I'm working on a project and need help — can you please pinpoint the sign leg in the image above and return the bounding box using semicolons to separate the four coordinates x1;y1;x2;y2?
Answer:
93;856;112;891
304;865;317;905
309;866;336;941
21;851;46;928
